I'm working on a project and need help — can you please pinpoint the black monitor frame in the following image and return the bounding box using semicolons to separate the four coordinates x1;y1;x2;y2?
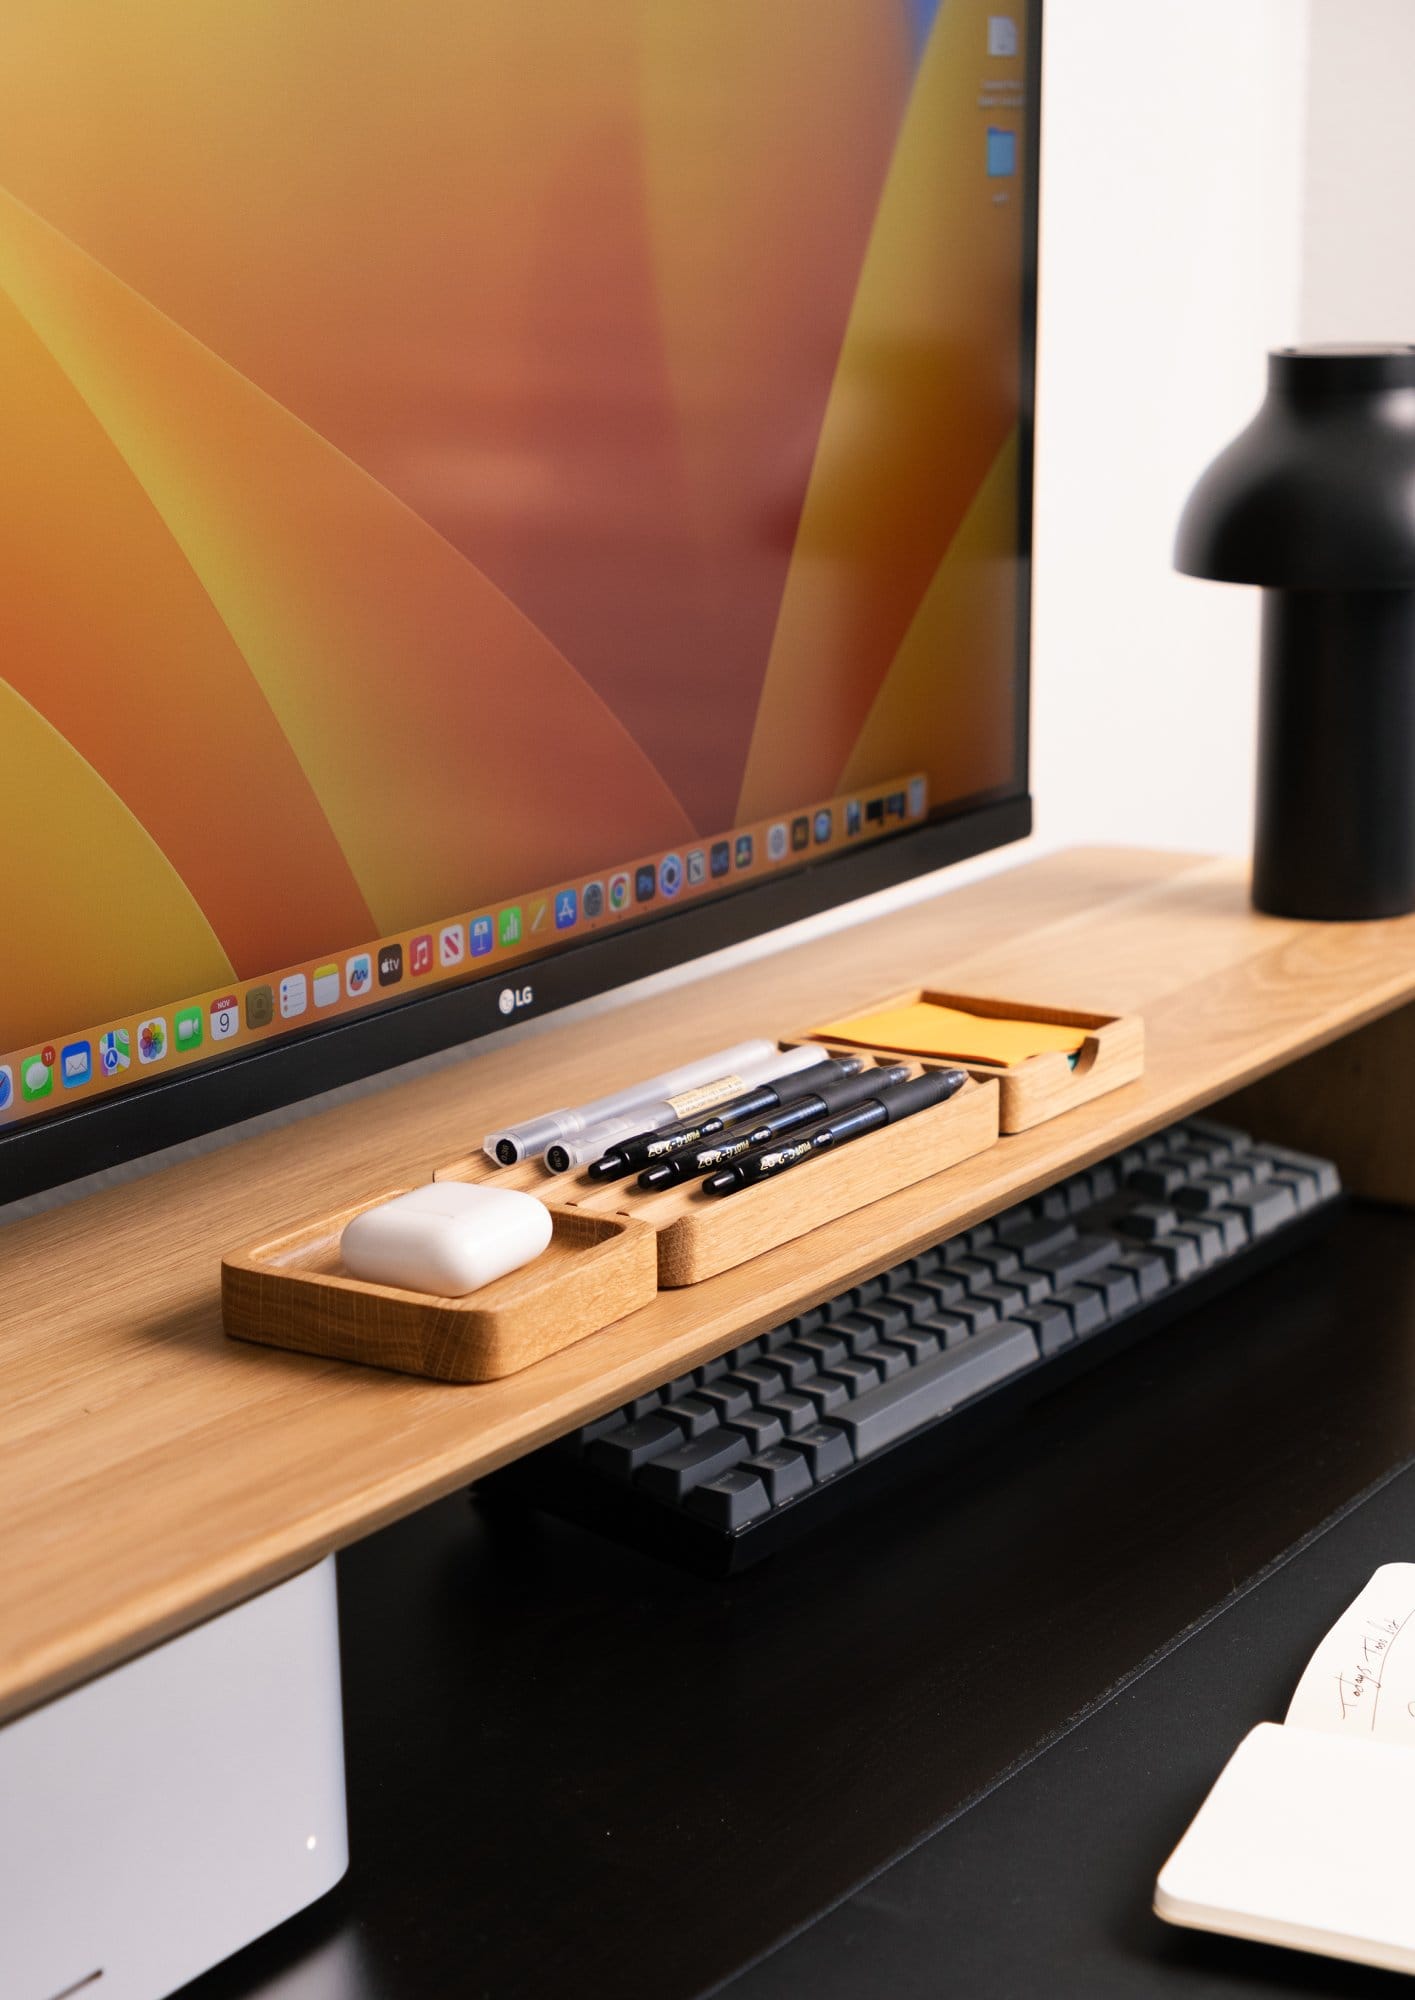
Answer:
1;1;1041;1205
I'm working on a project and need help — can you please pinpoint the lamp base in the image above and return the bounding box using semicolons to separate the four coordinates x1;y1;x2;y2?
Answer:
1253;589;1415;920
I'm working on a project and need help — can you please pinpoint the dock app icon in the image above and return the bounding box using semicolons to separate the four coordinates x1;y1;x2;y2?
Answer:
378;944;404;986
313;965;340;1008
280;974;308;1018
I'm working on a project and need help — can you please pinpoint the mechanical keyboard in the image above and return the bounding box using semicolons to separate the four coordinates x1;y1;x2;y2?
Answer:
481;1118;1342;1574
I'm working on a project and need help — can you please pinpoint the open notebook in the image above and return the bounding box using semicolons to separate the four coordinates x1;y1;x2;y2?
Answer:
1155;1562;1415;1974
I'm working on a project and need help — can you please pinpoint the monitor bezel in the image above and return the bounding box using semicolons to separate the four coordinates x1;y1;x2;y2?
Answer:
1;0;1042;1204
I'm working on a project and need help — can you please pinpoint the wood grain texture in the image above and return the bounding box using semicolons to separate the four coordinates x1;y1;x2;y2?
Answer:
438;1061;1000;1286
222;1201;657;1382
5;846;1415;1726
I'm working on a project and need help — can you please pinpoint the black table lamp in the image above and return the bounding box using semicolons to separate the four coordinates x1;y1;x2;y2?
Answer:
1175;344;1415;920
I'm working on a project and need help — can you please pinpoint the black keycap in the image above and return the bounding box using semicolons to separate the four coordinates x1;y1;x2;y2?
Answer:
725;1409;785;1453
729;1337;765;1366
1128;1159;1188;1199
889;1325;941;1365
770;1342;823;1388
637;1428;748;1501
744;1445;814;1505
905;1248;942;1280
1029;1235;1116;1288
914;1310;971;1349
996;1216;1077;1260
660;1394;717;1438
790;1424;853;1480
1230;1182;1299;1237
1014;1301;1074;1356
758;1391;816;1435
762;1324;797;1352
830;1323;1039;1458
684;1469;770;1531
1109;1248;1170;1299
1085;1265;1141;1317
1174;1177;1229;1214
1060;1175;1094;1215
627;1391;663;1419
856;1301;910;1342
799;1375;850;1418
694;1355;729;1385
936;1236;973;1265
1035;1187;1072;1219
951;1298;998;1336
856;1342;909;1381
588;1414;685;1481
1009;1267;1053;1305
951;1258;994;1288
697;1380;752;1422
964;1220;997;1250
726;1360;786;1400
1052;1284;1107;1338
791;1306;827;1338
850;1275;887;1307
1119;1203;1179;1241
821;1355;883;1397
792;1330;848;1371
1087;1162;1119;1202
663;1374;698;1401
1151;1234;1202;1282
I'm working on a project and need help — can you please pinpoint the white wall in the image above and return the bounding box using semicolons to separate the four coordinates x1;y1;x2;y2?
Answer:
1302;0;1415;341
1031;0;1309;862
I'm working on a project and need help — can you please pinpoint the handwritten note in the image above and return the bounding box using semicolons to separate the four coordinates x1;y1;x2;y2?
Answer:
1285;1563;1415;1743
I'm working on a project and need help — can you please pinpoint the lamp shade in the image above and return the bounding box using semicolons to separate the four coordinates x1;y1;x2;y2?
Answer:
1174;345;1415;589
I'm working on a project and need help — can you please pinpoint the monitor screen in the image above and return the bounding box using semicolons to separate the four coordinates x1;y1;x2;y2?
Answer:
0;0;1037;1189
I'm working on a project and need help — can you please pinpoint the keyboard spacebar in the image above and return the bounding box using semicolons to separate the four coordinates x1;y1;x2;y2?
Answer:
832;1323;1040;1458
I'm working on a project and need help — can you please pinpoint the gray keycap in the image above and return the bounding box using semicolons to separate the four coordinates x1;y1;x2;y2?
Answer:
1029;1235;1116;1288
1206;1208;1249;1254
822;1355;884;1396
917;1272;967;1310
770;1342;822;1388
889;1326;941;1364
996;1216;1076;1260
1015;1302;1074;1355
793;1330;848;1371
1052;1284;1107;1337
952;1298;998;1336
727;1360;786;1400
1170;1218;1224;1268
697;1380;752;1422
971;1243;1021;1279
588;1414;682;1481
856;1301;910;1342
973;1280;1026;1318
685;1469;771;1530
830;1322;1039;1458
1085;1265;1141;1317
1230;1182;1300;1236
889;1285;938;1320
1120;1203;1179;1241
1109;1248;1170;1298
744;1445;814;1504
1151;1234;1202;1281
914;1310;971;1349
856;1342;909;1381
834;1313;882;1356
637;1428;749;1500
1184;1116;1251;1156
1174;1176;1230;1214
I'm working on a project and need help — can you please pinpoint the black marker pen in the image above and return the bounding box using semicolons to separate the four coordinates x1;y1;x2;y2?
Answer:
587;1055;864;1180
637;1064;911;1188
702;1069;968;1196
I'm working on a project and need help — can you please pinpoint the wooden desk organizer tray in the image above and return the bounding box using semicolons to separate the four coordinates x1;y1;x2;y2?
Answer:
808;990;1144;1134
222;1197;658;1382
437;1052;1001;1287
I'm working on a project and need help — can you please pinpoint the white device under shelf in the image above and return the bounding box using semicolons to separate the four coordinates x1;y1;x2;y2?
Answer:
0;1558;348;2000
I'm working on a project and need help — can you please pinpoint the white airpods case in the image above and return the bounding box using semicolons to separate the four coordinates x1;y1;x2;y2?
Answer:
340;1182;553;1297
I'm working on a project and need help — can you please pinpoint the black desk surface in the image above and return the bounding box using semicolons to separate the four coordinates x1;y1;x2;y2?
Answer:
188;1202;1415;2000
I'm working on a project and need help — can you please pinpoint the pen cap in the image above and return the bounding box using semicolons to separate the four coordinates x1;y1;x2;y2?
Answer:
483;1111;577;1166
877;1068;968;1122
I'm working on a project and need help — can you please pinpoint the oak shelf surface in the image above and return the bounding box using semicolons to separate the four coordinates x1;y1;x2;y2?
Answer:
4;845;1415;1726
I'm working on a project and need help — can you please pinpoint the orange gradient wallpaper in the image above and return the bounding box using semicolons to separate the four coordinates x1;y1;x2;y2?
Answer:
0;0;1030;1058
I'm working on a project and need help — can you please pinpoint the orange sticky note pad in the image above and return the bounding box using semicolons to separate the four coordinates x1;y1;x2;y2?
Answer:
812;1000;1087;1069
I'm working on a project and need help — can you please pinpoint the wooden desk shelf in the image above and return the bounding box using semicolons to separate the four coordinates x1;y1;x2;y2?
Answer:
4;846;1415;1727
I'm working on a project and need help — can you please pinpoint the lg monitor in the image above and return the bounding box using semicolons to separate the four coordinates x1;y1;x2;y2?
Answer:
0;0;1039;1200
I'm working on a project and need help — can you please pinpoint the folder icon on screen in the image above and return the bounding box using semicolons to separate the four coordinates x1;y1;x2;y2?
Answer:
987;127;1016;177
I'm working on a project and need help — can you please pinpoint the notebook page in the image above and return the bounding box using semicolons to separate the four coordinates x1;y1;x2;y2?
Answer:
1285;1562;1415;1744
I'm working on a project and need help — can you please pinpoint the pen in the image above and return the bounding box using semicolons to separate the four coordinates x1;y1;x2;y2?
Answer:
702;1069;968;1196
587;1055;865;1181
636;1063;911;1188
482;1038;779;1164
543;1044;831;1172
